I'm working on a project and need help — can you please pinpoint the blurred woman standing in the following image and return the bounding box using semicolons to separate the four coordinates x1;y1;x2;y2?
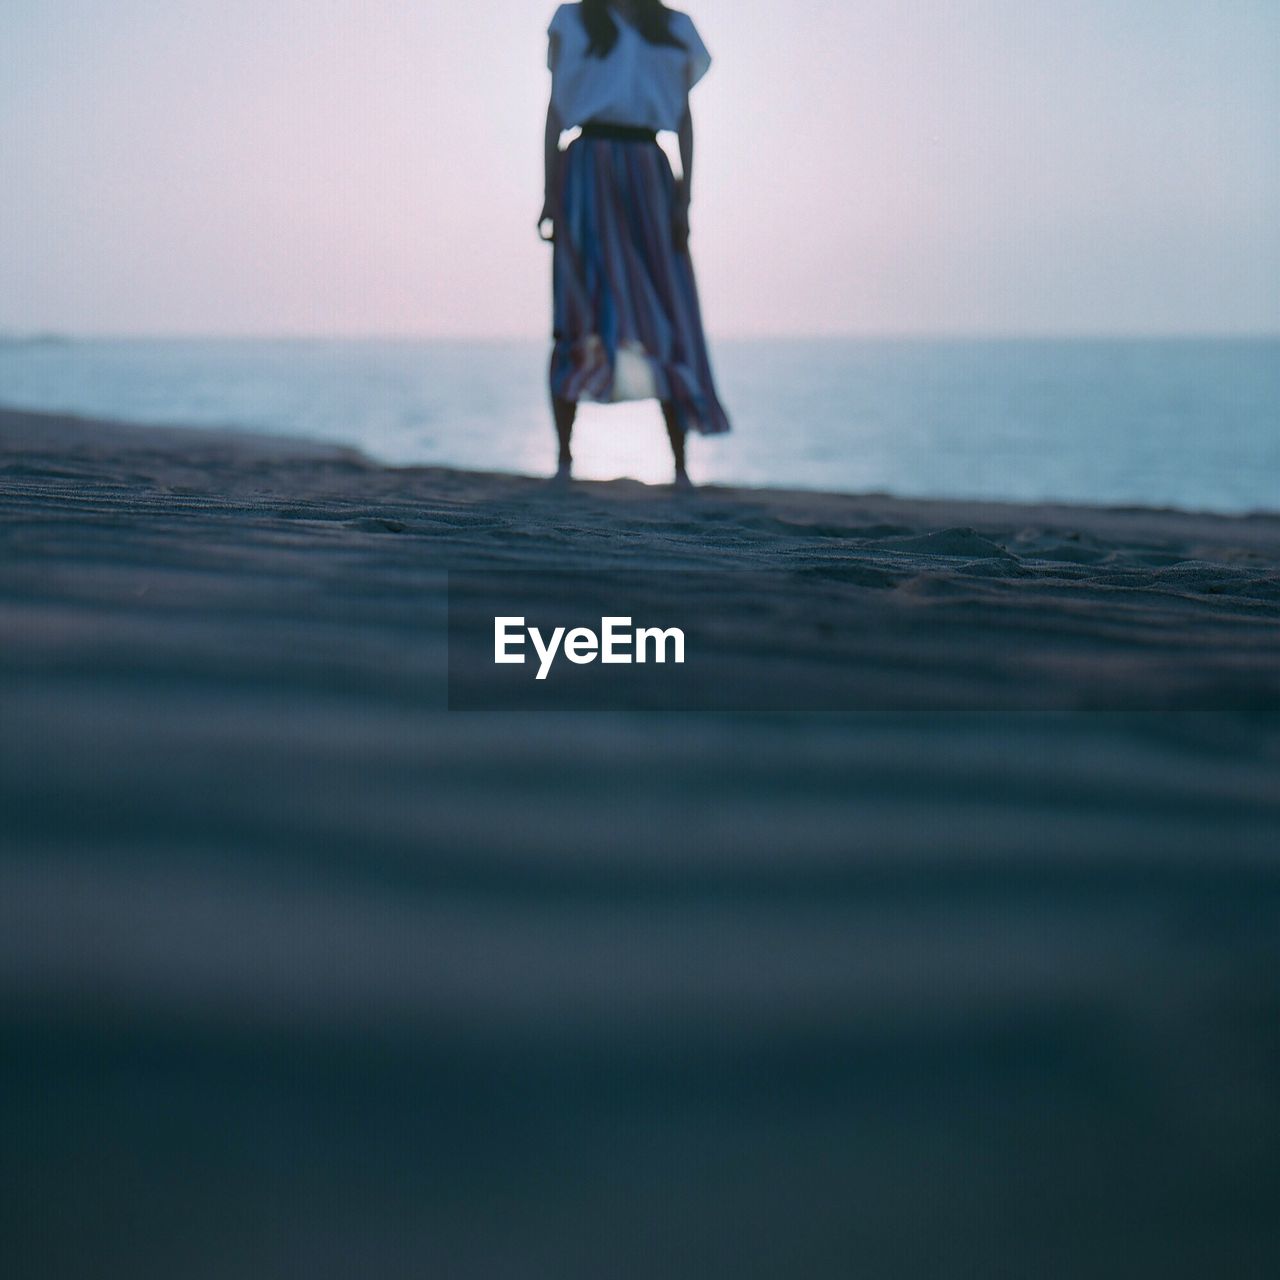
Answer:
540;0;730;488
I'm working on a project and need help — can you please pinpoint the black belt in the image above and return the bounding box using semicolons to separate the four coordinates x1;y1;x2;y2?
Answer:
579;121;658;143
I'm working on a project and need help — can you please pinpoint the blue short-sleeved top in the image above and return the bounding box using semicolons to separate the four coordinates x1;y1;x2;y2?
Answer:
547;4;712;132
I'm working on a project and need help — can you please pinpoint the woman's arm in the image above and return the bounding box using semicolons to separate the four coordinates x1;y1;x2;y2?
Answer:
540;19;562;237
673;104;693;250
539;96;563;236
677;104;694;207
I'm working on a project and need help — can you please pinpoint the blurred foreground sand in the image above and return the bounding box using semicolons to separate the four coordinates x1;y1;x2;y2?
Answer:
2;407;1278;1278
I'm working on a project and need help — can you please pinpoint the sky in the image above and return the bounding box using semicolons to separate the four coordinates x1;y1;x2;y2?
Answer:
1;0;1277;338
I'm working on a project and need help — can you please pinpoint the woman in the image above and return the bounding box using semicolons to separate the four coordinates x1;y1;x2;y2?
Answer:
540;0;730;488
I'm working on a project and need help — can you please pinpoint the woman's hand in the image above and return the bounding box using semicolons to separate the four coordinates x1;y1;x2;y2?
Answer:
537;200;557;243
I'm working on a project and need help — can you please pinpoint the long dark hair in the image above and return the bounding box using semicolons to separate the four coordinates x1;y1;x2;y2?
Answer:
580;0;686;58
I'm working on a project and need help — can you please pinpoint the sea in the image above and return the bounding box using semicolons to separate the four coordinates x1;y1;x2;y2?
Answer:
1;334;1277;512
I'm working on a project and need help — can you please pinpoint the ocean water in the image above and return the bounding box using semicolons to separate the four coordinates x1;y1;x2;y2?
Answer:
1;335;1277;511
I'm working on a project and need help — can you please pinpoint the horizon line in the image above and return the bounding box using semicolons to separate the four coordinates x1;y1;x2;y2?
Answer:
4;329;1279;344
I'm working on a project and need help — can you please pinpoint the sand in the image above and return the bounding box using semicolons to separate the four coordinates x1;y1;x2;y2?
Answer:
3;405;1279;1278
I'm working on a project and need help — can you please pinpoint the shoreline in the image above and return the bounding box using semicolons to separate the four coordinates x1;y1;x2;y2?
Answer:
4;400;1279;520
1;391;1275;520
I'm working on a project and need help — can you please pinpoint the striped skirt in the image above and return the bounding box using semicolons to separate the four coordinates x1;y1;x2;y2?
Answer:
550;134;731;436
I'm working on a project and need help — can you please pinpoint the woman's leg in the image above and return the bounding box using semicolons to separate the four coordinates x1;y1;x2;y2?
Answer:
661;401;690;483
552;394;576;472
550;342;577;473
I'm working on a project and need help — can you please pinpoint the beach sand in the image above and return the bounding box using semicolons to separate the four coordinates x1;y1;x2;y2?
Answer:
3;405;1279;1277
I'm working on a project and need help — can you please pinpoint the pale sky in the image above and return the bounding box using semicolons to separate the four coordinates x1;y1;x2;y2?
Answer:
2;0;1277;337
